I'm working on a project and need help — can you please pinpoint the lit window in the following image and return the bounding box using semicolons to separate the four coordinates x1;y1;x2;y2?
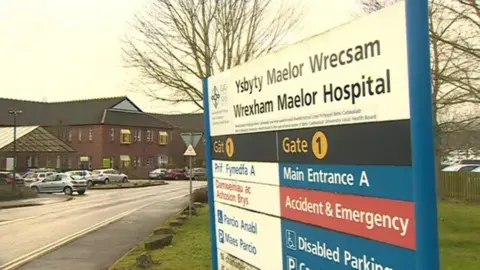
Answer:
158;131;168;145
78;129;82;141
137;129;142;142
120;155;130;168
120;129;132;144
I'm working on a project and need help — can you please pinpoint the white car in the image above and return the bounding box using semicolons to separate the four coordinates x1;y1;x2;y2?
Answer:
442;164;480;172
23;171;56;185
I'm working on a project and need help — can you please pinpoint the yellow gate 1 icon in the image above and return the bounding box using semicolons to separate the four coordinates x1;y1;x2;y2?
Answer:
225;137;235;158
311;131;328;160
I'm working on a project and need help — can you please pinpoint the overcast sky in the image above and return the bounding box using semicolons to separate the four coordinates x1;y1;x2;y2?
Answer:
0;0;360;113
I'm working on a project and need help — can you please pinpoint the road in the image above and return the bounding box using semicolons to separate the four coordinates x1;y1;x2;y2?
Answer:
0;181;206;269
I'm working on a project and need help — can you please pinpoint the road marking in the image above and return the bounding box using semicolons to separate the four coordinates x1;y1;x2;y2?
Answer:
0;198;172;270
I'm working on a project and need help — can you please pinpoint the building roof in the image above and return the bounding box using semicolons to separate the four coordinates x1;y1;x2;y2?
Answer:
149;113;204;131
0;96;171;128
103;109;174;129
0;126;75;153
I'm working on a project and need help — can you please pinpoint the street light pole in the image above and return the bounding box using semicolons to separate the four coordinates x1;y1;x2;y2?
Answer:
8;109;22;190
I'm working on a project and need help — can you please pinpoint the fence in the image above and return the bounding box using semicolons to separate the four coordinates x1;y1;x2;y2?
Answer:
442;172;480;202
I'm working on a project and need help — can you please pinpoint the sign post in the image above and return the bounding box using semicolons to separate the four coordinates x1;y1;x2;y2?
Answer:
203;1;438;269
181;133;203;219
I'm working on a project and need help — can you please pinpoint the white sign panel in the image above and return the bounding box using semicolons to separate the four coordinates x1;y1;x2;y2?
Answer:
214;178;280;216
212;160;279;185
208;5;409;136
215;202;283;270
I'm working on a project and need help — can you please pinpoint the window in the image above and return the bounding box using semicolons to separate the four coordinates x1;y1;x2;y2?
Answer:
88;128;93;141
78;129;82;141
68;130;72;142
110;128;115;141
133;156;142;168
67;157;72;169
26;156;32;167
120;155;130;168
158;131;168;145
159;155;168;166
146;130;152;142
137;129;142;142
145;156;153;167
120;129;132;144
34;156;39;167
459;166;479;172
46;156;51;167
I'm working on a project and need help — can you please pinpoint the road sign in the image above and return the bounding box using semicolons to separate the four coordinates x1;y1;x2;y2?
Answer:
203;1;438;270
184;144;197;156
181;132;203;147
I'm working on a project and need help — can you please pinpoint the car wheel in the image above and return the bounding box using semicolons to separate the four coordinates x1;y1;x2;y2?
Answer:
31;186;39;193
87;181;93;188
64;186;73;196
122;177;128;183
78;190;86;195
175;175;180;180
193;175;198;180
104;178;110;185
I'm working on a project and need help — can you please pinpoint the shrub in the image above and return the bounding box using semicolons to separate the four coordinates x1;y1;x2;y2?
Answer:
0;186;38;202
192;186;208;203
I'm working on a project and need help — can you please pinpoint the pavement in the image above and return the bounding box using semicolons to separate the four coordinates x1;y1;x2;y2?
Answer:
0;194;73;210
0;180;206;270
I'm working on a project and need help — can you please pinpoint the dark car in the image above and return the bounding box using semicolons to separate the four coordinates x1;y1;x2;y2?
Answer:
0;172;25;186
163;169;187;180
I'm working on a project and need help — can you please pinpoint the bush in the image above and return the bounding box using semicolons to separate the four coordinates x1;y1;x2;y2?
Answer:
0;186;38;202
192;187;208;203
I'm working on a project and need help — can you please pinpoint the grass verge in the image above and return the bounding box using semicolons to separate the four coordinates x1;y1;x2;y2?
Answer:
439;201;480;269
110;200;480;270
110;205;211;270
90;181;168;190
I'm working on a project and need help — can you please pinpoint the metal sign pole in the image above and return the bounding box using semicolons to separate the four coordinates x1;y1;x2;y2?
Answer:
189;155;193;218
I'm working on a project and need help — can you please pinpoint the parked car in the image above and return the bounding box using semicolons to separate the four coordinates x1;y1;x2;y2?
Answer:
163;169;187;180
87;169;128;185
149;168;167;179
29;173;87;195
185;168;207;180
23;171;55;185
0;172;24;186
65;170;92;187
442;164;480;172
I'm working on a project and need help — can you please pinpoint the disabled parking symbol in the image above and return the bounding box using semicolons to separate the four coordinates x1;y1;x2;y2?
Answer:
286;230;297;250
217;209;224;224
218;229;225;243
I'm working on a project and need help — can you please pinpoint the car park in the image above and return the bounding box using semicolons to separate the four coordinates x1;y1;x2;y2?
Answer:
87;169;128;185
29;173;87;195
149;168;167;179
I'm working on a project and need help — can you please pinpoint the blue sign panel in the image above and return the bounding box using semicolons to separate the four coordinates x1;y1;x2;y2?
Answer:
281;219;415;270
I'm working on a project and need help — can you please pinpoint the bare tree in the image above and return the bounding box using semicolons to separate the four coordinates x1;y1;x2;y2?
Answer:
124;0;302;110
360;0;480;199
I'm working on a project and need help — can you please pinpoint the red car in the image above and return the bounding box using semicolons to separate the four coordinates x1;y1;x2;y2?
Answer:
163;169;186;180
0;172;24;186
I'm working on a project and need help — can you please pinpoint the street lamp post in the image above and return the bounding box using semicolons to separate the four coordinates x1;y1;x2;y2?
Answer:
8;109;22;190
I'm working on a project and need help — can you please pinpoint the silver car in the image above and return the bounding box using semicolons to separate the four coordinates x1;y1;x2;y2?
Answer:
87;169;128;185
29;173;87;195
